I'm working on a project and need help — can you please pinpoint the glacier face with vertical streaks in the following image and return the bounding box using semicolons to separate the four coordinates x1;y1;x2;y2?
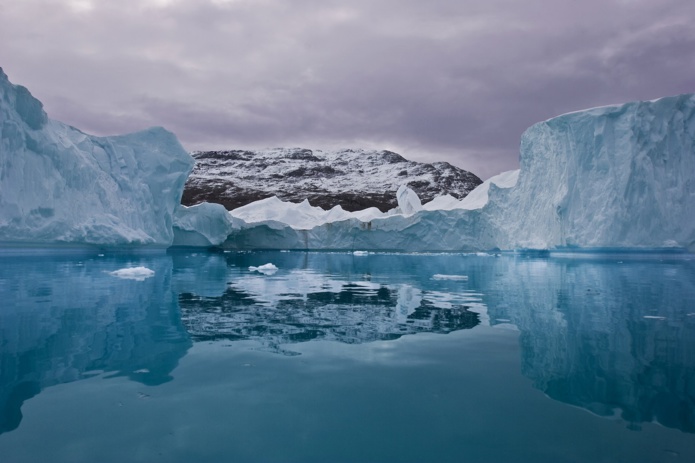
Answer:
0;68;194;246
488;95;695;251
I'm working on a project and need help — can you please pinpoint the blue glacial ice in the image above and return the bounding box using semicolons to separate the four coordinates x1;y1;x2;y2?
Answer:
172;202;240;247
488;96;695;251
228;95;695;252
0;68;194;247
1;66;694;252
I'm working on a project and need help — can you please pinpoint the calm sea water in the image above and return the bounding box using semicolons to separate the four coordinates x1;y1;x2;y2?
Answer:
1;250;695;462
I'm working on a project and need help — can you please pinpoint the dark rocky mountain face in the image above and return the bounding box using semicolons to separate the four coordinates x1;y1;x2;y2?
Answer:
181;148;482;212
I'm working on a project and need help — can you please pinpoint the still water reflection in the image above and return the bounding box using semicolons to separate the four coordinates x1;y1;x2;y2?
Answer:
1;250;694;461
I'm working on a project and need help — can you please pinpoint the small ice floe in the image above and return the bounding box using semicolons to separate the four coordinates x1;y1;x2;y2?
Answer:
108;266;155;281
249;263;278;275
432;274;469;281
643;315;666;320
353;250;369;256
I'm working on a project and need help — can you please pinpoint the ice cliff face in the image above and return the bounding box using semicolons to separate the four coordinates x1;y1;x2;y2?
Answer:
0;68;194;246
182;148;482;212
488;95;695;250
227;95;695;252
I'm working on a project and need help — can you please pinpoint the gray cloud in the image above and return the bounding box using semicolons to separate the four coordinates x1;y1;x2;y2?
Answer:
2;0;694;179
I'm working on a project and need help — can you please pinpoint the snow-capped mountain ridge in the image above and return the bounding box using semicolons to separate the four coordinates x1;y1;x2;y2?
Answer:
182;147;482;212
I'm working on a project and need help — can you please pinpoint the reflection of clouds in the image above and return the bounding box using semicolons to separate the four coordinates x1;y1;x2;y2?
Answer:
425;290;489;325
229;270;359;305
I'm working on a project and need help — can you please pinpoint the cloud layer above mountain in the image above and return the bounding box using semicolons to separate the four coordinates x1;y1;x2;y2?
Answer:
2;0;694;178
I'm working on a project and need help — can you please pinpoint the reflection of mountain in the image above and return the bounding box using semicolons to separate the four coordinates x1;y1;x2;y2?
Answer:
4;250;695;437
481;255;695;433
0;256;192;435
179;271;481;350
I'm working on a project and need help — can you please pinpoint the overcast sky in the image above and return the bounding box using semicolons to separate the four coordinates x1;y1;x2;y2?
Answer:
2;0;694;178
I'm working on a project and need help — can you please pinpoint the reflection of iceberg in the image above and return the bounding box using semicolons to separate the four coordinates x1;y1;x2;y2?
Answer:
178;267;481;348
0;255;192;435
479;255;695;433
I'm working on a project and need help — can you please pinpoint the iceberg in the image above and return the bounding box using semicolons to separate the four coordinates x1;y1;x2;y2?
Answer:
172;202;239;247
487;95;695;251
0;68;194;247
421;170;519;211
225;94;695;252
2;67;693;253
395;184;422;216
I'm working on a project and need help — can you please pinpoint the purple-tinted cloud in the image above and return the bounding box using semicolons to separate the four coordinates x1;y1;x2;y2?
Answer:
2;0;694;178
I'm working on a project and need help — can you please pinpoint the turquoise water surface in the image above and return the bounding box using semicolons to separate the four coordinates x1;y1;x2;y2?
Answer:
1;250;694;462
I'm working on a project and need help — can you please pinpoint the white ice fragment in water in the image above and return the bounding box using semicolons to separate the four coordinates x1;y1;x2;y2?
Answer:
353;251;369;256
643;316;666;320
249;263;278;275
108;266;155;281
432;274;469;281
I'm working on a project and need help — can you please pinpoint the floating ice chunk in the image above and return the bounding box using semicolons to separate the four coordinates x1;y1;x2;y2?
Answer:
353;251;369;256
432;274;469;281
249;263;278;275
108;267;155;281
